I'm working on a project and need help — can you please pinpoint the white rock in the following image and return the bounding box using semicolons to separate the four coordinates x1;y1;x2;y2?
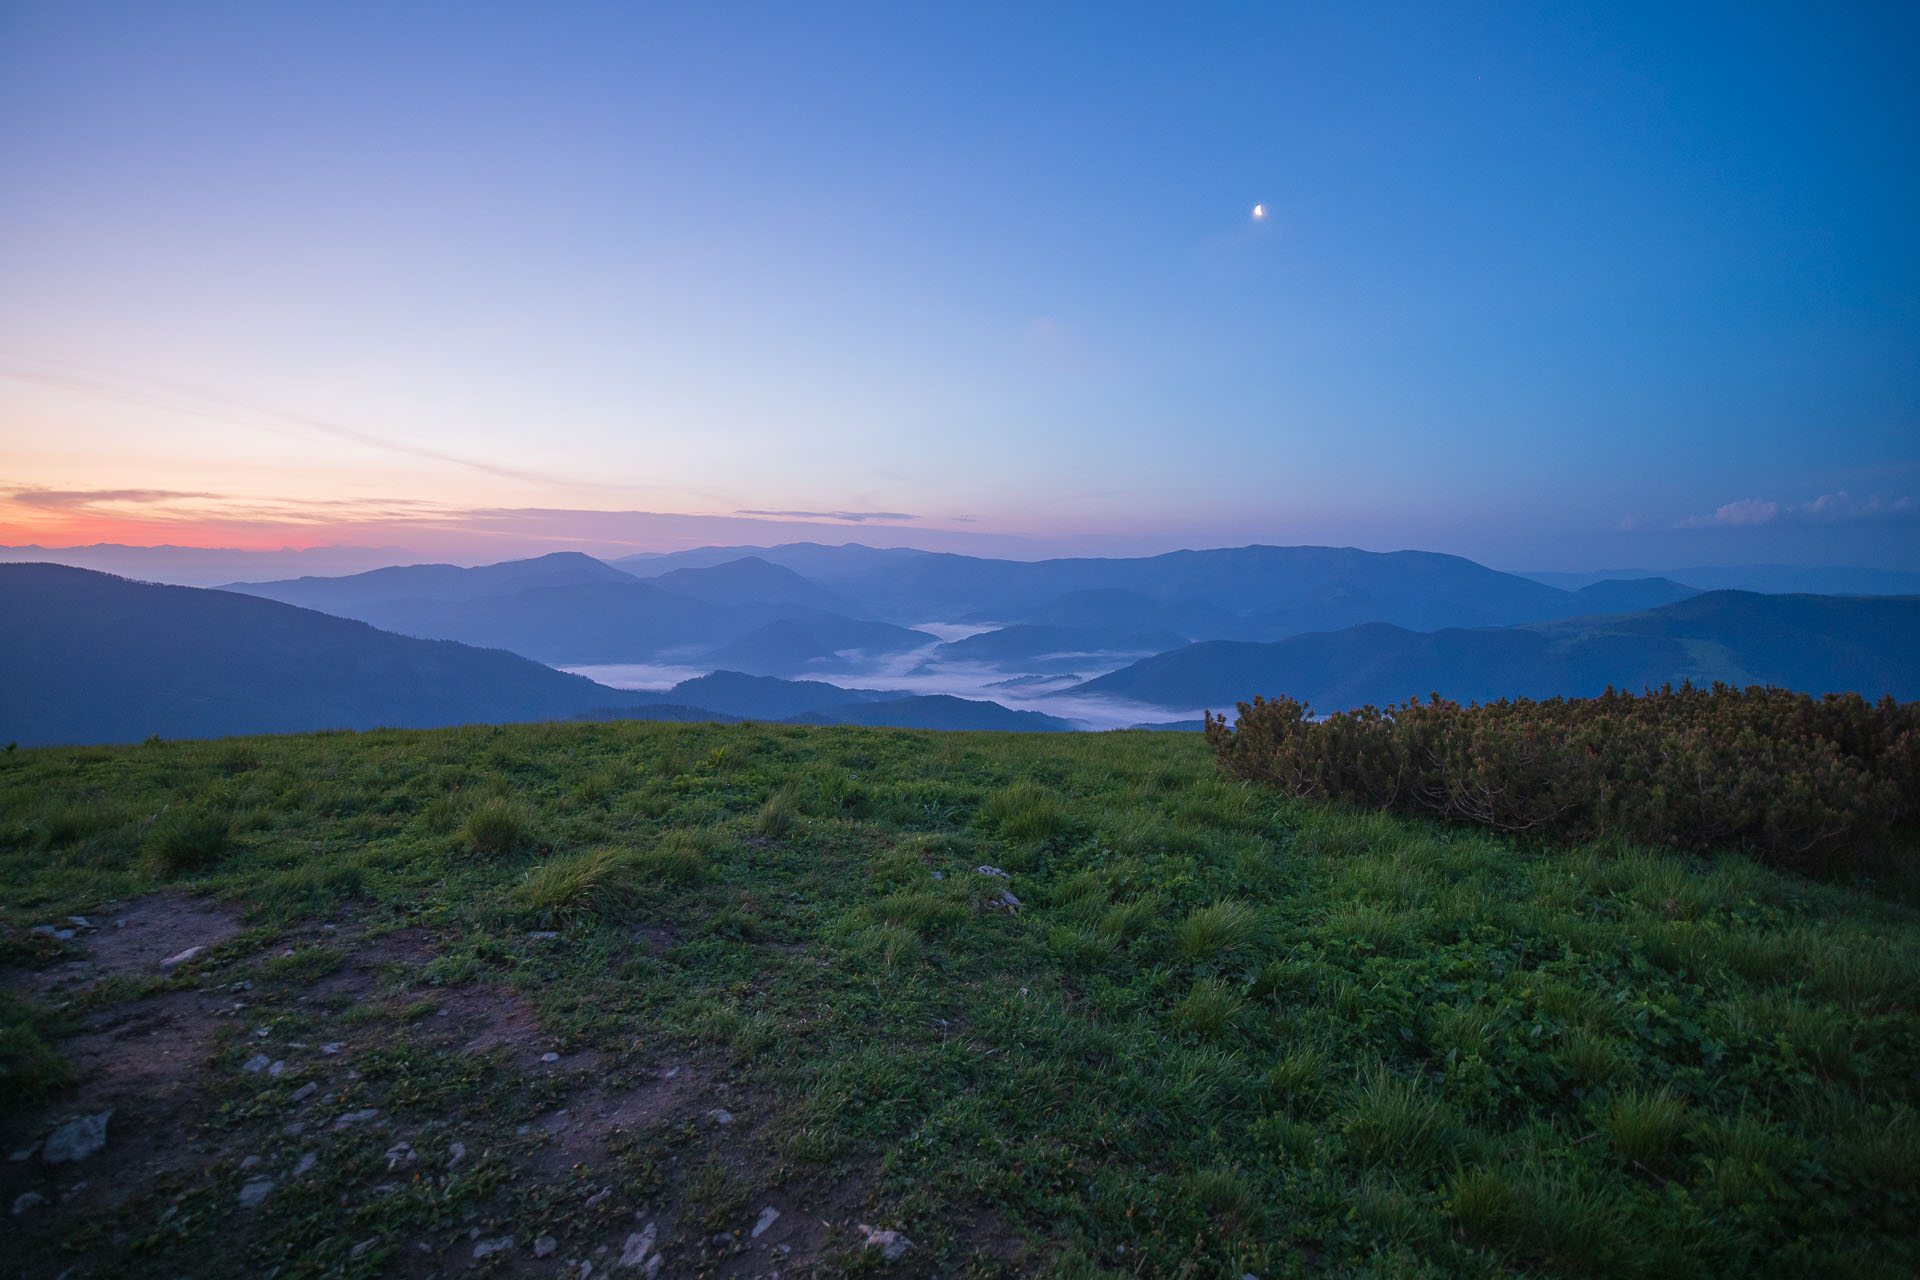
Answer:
351;1238;377;1259
10;1142;42;1162
289;1082;317;1104
267;1060;286;1077
540;1052;560;1063
320;1042;343;1054
238;1177;275;1208
43;1110;112;1163
974;865;1008;878
858;1223;914;1262
472;1236;514;1259
160;946;205;968
385;1142;415;1170
332;1108;379;1130
644;1255;662;1279
293;1152;316;1177
706;1109;732;1126
12;1191;45;1215
584;1185;610;1207
67;916;90;928
751;1206;781;1238
534;1236;558;1258
446;1141;467;1169
242;1054;271;1073
618;1223;657;1267
240;1155;262;1170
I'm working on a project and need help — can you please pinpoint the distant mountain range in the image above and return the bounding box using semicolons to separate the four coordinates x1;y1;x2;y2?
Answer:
1069;591;1920;711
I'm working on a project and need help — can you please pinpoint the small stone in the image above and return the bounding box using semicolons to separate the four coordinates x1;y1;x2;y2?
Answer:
385;1142;416;1171
238;1177;275;1208
160;945;205;968
253;1027;270;1038
974;864;1008;878
281;949;295;958
751;1206;781;1238
293;1152;316;1177
350;1238;377;1259
446;1142;467;1169
540;1052;560;1063
43;1110;112;1163
998;890;1021;910
618;1223;658;1267
534;1236;558;1258
706;1108;732;1126
9;1142;41;1162
320;1042;343;1054
930;870;944;879
267;1060;286;1077
529;931;559;939
472;1236;514;1259
857;1224;914;1262
240;1155;262;1170
282;1121;306;1137
371;1182;399;1197
12;1191;45;1216
332;1108;379;1130
584;1185;610;1207
242;1053;272;1073
289;1082;317;1104
67;916;90;928
644;1256;662;1279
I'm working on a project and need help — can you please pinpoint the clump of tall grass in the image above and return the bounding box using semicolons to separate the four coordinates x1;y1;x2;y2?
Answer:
462;794;533;856
514;847;641;924
1340;1063;1453;1169
636;827;719;885
1171;976;1244;1037
145;806;232;874
1603;1086;1691;1166
756;783;800;838
1174;898;1264;961
981;778;1066;841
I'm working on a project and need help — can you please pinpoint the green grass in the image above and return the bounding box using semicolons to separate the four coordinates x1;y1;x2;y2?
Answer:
1;719;1917;1277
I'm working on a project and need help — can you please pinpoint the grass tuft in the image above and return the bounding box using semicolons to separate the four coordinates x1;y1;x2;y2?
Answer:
144;806;232;874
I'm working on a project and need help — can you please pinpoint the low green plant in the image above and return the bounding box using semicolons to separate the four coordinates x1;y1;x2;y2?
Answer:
462;794;531;855
514;847;640;923
1603;1086;1691;1167
1173;898;1263;961
145;806;232;873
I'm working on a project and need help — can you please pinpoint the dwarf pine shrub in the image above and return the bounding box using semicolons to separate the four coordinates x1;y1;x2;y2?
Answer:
1206;684;1918;869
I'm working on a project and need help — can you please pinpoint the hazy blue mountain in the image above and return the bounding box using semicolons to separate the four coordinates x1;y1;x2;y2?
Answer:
1070;591;1920;711
1565;577;1702;613
227;551;637;614
959;588;1243;640
0;564;655;747
783;695;1072;731
648;556;853;611
614;542;931;581
697;616;936;677
657;671;907;719
932;624;1190;668
0;542;422;588
348;580;775;664
1525;565;1920;595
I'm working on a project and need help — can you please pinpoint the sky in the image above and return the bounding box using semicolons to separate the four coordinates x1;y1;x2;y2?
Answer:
0;0;1915;571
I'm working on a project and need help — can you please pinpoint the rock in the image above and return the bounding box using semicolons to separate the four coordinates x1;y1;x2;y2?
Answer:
67;916;90;928
618;1223;657;1267
385;1142;416;1171
930;870;944;880
751;1206;781;1238
282;1121;306;1137
332;1108;379;1130
12;1191;45;1215
10;1142;41;1162
240;1155;262;1170
238;1177;275;1208
32;925;75;940
43;1110;112;1163
350;1238;378;1259
997;890;1021;910
706;1109;732;1126
857;1224;914;1262
268;1060;286;1077
529;931;559;939
242;1054;272;1073
289;1082;317;1104
160;945;205;968
534;1236;558;1258
644;1256;662;1279
320;1042;343;1054
540;1052;560;1063
974;865;1008;878
584;1185;610;1207
472;1236;514;1259
293;1152;316;1178
446;1142;467;1169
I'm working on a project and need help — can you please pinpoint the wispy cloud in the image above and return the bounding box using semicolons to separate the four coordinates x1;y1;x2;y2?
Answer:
1676;491;1916;529
734;509;918;523
10;487;218;511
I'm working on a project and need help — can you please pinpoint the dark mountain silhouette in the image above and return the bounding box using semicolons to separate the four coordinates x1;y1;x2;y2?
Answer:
613;542;931;581
648;556;853;611
0;564;655;746
783;695;1072;731
655;671;907;719
1069;591;1920;711
1565;577;1701;613
1527;564;1920;596
932;624;1190;669
225;551;636;613
697;617;935;677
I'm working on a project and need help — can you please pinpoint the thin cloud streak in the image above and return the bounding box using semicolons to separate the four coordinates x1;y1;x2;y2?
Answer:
734;509;918;523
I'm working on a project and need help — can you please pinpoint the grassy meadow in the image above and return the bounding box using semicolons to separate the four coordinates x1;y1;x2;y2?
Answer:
2;720;1918;1278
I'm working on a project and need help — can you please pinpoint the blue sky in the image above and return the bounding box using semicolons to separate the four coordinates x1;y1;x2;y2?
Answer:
0;1;1914;568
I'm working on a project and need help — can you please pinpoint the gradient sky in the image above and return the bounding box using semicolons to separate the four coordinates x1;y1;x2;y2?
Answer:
1;1;1915;569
